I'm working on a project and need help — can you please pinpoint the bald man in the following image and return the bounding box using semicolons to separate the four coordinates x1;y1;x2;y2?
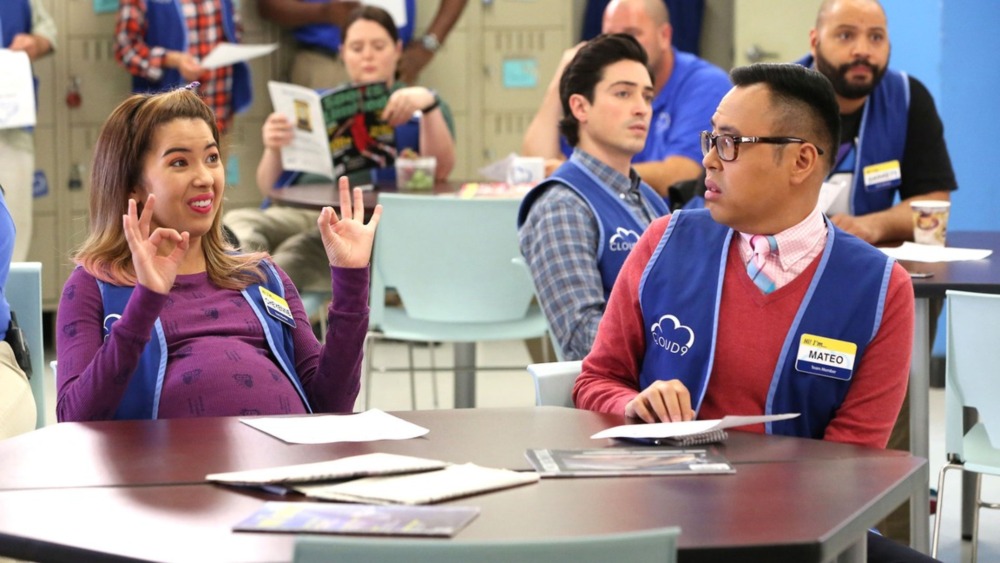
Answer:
800;0;956;245
521;0;730;198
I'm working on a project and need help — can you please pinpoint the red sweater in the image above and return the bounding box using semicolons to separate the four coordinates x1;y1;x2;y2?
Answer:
574;216;914;449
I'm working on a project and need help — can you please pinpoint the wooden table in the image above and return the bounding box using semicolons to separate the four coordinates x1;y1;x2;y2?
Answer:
897;230;1000;545
0;408;926;563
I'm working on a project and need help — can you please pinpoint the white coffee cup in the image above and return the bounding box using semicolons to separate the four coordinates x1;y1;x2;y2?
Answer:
507;156;545;185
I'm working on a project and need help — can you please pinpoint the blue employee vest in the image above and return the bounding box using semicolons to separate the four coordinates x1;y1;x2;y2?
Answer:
517;159;669;299
0;0;31;48
138;0;252;114
797;55;909;215
98;262;312;420
636;209;895;439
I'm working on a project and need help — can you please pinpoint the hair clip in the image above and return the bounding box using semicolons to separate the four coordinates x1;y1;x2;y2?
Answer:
184;81;201;91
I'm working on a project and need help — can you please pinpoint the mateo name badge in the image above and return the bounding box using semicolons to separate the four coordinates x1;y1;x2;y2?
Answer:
795;334;857;381
259;287;296;327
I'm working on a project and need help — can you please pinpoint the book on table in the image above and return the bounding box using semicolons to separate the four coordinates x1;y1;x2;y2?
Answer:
525;447;734;477
233;501;480;537
267;80;395;180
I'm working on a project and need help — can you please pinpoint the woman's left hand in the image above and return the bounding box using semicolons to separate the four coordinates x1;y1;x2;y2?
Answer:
381;87;435;127
317;176;383;268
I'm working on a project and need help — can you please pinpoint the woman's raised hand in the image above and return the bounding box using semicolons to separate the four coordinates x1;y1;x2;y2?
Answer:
123;195;189;295
317;176;382;268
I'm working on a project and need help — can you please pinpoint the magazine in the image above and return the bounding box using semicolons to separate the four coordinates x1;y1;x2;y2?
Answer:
233;501;479;537
524;447;734;477
267;80;395;180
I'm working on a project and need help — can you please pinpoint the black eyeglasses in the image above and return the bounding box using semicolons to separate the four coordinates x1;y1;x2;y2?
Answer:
701;131;825;162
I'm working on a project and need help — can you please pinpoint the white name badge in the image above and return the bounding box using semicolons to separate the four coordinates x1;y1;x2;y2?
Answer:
795;334;857;381
259;287;296;328
862;160;901;191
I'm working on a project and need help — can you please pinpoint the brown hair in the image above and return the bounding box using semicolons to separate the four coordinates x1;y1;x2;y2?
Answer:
75;87;267;289
341;5;400;43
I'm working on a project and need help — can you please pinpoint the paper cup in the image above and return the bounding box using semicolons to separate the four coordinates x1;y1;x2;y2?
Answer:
910;200;950;246
507;156;545;185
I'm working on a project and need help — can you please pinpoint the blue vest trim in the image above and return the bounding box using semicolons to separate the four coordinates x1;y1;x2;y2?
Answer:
519;159;668;298
98;262;312;420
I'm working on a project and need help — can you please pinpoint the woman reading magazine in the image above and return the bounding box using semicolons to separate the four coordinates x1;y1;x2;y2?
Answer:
226;5;456;294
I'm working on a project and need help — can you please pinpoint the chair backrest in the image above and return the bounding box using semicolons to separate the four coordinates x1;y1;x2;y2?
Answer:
294;527;680;563
528;360;583;407
370;193;536;326
944;290;1000;464
6;262;44;428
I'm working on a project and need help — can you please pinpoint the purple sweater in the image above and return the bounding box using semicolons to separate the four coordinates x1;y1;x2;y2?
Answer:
56;264;369;421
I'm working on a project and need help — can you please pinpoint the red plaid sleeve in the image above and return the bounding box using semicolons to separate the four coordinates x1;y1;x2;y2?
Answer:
115;0;167;81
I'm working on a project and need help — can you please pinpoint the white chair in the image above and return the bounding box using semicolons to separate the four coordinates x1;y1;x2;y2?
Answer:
931;290;1000;561
5;262;44;429
294;527;680;563
527;360;583;407
364;193;551;409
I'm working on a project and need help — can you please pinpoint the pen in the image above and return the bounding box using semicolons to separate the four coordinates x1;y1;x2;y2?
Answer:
909;272;934;279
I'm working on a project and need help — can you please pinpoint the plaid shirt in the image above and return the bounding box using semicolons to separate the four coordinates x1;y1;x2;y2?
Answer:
519;149;663;361
115;0;240;134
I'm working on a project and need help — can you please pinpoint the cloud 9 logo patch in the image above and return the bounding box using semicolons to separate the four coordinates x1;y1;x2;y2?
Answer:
609;227;641;252
650;314;694;356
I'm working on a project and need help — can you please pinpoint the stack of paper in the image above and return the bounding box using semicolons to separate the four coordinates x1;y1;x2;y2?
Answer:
294;464;539;505
207;453;448;486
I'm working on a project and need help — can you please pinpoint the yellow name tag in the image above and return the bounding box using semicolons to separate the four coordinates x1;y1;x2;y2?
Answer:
862;160;901;190
795;334;857;381
259;287;295;327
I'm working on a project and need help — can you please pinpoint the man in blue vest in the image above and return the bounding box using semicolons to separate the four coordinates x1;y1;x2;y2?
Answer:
521;0;730;198
802;0;956;245
518;34;669;361
257;0;468;89
575;63;930;562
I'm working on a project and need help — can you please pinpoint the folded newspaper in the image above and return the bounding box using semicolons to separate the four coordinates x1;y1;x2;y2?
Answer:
591;413;800;441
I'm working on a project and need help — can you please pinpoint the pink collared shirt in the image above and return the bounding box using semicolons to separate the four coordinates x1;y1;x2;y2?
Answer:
738;210;827;291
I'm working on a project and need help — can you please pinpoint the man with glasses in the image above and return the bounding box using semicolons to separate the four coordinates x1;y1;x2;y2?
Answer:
518;33;669;361
575;63;930;560
802;0;956;244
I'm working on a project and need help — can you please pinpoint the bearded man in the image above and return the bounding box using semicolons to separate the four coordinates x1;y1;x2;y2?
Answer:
799;0;956;245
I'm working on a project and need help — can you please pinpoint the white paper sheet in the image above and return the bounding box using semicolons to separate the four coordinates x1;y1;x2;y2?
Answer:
240;409;429;444
0;49;36;130
590;413;800;440
200;42;278;70
879;242;993;263
367;0;407;28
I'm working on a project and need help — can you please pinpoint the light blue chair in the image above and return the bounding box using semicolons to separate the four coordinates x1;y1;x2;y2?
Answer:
931;290;1000;561
6;262;44;428
527;360;583;407
364;193;551;409
293;527;680;563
